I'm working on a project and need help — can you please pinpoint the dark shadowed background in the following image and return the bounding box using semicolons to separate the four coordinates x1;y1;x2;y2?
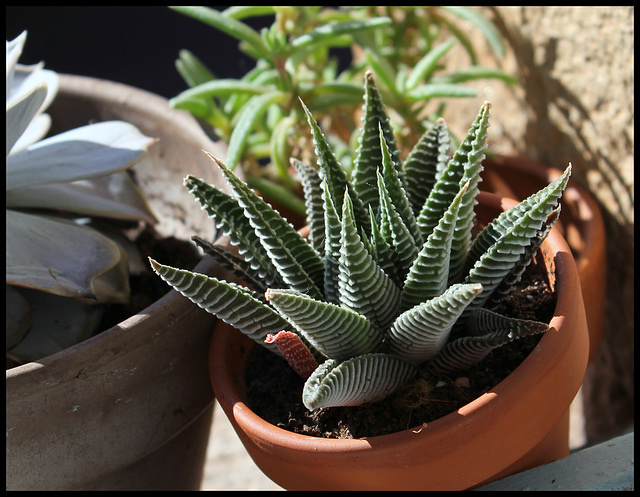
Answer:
7;6;272;99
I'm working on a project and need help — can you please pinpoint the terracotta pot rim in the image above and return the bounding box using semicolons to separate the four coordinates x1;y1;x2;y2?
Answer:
210;192;588;454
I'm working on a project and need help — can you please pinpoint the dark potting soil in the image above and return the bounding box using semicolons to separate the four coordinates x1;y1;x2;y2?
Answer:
244;258;556;439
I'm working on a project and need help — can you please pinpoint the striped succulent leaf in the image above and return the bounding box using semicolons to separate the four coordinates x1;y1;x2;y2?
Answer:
191;235;282;293
379;125;423;248
291;157;324;254
322;180;343;306
351;71;402;214
338;189;401;332
401;181;468;310
462;165;571;313
368;204;399;285
376;170;418;280
265;331;319;379
302;354;418;410
415;102;490;285
388;282;483;364
207;152;325;300
148;258;289;354
403;118;451;217
301;99;370;235
265;288;382;361
150;72;571;412
427;308;550;374
184;175;281;286
484;206;560;310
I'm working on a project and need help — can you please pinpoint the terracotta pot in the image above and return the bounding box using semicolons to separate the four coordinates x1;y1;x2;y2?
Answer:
6;75;230;490
481;155;606;361
208;192;589;490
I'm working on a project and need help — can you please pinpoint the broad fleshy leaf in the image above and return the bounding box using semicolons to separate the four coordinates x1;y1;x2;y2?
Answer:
6;210;127;302
7;172;157;224
6;121;155;191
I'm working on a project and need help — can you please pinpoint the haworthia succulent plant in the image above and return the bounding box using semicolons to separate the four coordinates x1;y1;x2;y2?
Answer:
150;71;571;411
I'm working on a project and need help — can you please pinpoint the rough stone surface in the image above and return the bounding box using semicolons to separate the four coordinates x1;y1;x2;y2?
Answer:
441;6;634;444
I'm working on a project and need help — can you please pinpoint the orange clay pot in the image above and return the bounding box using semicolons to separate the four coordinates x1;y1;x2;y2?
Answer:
481;155;606;361
208;192;589;490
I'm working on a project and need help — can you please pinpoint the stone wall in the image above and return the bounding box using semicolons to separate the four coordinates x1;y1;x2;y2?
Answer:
442;6;633;444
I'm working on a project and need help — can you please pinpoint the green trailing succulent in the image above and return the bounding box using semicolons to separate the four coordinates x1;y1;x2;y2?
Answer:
170;6;516;215
150;72;571;411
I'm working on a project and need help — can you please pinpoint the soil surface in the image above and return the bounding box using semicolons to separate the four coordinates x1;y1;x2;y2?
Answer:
245;259;556;439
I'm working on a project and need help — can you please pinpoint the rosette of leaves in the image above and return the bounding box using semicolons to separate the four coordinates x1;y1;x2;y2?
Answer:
169;6;515;216
6;31;157;363
150;72;571;411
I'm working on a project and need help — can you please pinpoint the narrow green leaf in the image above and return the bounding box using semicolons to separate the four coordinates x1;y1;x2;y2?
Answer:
405;39;457;90
245;176;307;217
170;6;271;60
226;91;288;170
434;66;518;85
364;49;398;97
222;6;276;19
269;114;296;188
175;49;216;88
290;17;391;51
440;6;506;58
406;83;477;102
169;79;268;108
